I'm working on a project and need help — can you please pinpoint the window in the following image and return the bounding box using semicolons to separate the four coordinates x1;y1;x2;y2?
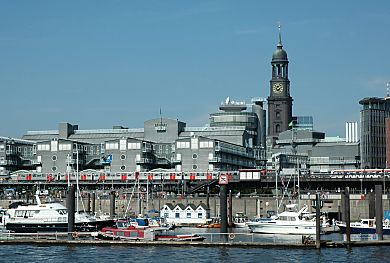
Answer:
176;153;182;161
192;153;198;159
208;153;214;160
128;142;141;149
120;139;127;151
15;210;25;217
200;141;213;148
106;142;119;150
192;164;198;170
52;166;57;172
120;154;126;160
52;155;57;161
177;141;190;149
198;213;203;218
37;144;50;151
191;138;198;149
51;140;58;152
120;165;126;171
175;213;180;218
186;213;191;218
59;143;71;151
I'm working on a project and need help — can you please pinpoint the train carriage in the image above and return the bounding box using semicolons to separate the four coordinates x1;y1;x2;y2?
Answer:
330;169;390;179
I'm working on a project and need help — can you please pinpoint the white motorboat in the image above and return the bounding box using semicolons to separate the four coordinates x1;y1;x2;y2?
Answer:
247;205;319;235
233;212;249;228
1;194;113;233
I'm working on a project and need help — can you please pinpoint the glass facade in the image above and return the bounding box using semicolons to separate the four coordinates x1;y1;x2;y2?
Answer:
359;97;390;168
292;116;313;130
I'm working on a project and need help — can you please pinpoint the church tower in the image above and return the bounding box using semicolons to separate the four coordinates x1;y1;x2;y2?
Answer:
267;25;293;137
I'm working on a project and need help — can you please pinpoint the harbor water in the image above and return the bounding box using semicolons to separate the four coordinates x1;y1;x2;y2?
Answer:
0;244;388;263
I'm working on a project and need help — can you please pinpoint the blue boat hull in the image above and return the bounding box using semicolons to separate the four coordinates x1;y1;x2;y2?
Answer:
338;225;390;235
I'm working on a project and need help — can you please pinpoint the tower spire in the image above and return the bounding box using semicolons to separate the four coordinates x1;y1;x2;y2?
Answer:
277;22;283;47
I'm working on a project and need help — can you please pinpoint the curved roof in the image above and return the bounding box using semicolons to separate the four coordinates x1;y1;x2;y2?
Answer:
272;25;288;62
272;45;288;61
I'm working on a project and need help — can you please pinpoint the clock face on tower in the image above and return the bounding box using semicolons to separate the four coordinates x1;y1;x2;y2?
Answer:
272;83;283;94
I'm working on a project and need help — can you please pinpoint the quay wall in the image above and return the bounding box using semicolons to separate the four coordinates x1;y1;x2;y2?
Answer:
1;194;389;221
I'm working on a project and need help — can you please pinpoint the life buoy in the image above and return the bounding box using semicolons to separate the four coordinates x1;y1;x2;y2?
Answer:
229;233;235;240
72;232;79;239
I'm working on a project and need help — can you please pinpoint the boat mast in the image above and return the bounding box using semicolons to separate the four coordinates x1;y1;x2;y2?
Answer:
66;154;71;188
291;123;300;208
146;177;149;214
76;143;79;213
276;169;278;213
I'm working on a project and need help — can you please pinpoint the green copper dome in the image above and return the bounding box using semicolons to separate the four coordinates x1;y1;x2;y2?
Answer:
272;45;288;61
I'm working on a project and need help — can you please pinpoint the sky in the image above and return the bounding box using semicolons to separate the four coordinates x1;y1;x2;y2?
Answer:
1;1;389;138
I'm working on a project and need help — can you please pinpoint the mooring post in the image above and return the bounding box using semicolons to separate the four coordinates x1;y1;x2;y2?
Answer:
369;191;375;219
316;192;321;249
340;192;345;222
138;194;142;216
91;192;96;215
220;184;228;242
67;185;75;240
206;184;210;209
345;187;351;246
110;191;116;219
214;196;217;218
87;192;91;213
338;204;341;222
375;184;383;240
228;189;233;227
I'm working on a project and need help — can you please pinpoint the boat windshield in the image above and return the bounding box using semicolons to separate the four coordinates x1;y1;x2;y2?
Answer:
56;209;68;215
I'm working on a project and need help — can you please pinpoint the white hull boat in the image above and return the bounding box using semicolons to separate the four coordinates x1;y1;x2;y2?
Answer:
247;205;318;235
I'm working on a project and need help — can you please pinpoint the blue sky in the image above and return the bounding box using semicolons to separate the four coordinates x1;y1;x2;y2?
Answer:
1;1;389;137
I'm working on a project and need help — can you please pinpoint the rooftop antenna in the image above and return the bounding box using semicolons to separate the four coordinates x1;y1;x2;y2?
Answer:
387;83;390;98
159;107;163;125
